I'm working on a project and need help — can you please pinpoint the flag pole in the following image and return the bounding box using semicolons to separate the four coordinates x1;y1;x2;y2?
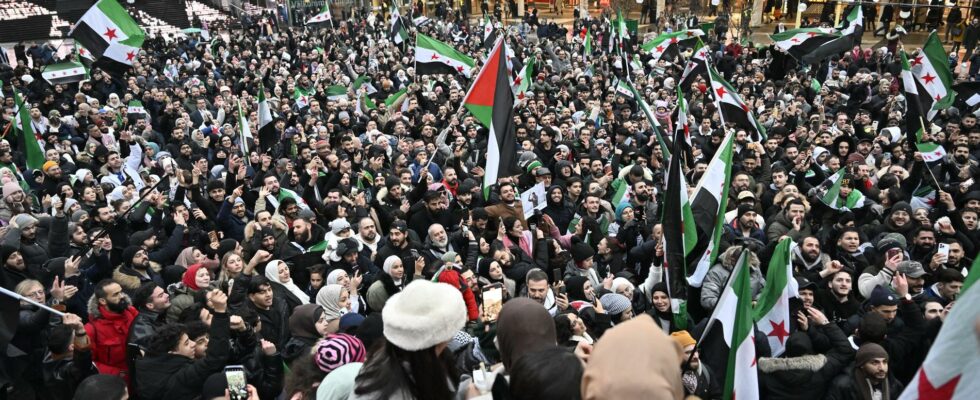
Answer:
918;115;943;189
0;286;67;317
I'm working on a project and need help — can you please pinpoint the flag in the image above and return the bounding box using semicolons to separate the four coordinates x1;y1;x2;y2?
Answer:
610;179;632;206
662;129;697;330
704;249;760;400
305;4;332;25
482;15;498;50
614;79;635;99
674;86;691;147
463;38;520;199
236;99;251;156
902;50;932;146
324;85;348;101
753;238;798;357
911;184;939;211
679;38;709;90
769;28;840;61
384;88;410;112
293;87;312;109
257;83;276;152
640;30;704;62
801;5;863;65
626;81;671;159
390;6;409;45
415;33;476;78
916;142;947;162
708;66;766;140
413;16;432;27
68;0;145;72
75;42;95;63
12;89;45;171
897;255;980;400
352;76;378;95
952;81;980;110
583;28;593;58
512;56;535;102
126;100;145;120
910;32;956;120
41;61;89;85
820;168;867;210
689;131;735;287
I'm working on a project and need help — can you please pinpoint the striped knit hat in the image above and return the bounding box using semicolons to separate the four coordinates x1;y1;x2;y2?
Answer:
313;333;367;374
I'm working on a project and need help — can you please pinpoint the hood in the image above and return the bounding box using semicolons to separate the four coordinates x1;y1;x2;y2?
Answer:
720;246;760;269
758;354;827;373
545;184;566;207
87;291;133;319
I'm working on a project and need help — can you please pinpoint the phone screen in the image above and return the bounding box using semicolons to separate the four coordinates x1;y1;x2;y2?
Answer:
225;366;247;400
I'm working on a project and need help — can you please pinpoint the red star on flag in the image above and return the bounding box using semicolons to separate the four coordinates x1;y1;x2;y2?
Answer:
126;51;136;61
933;150;942;157
655;45;665;53
103;28;118;41
715;86;727;97
513;76;522;85
456;66;465;73
935;94;943;101
670;37;678;44
686;31;695;36
922;73;936;84
79;48;86;55
807;31;819;37
917;370;960;400
911;56;924;67
767;320;789;344
790;38;800;43
430;54;440;60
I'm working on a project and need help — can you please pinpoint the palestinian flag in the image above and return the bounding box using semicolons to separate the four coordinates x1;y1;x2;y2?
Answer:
325;85;348;101
583;28;593;58
352;76;378;95
512;56;535;102
753;238;798;357
482;15;498;50
770;28;840;61
640;30;704;62
257;83;276;152
662;129;697;330
12;89;45;171
127;100;145;120
41;61;89;85
801;5;863;65
415;33;476;78
236;99;251;155
678;39;709;90
704;249;760;400
708;66;766;140
820;168;867;211
626;81;671;159
294;87;312;109
68;0;145;73
897;259;980;400
910;32;956;120
674;86;691;147
305;4;332;25
689;131;735;287
463;38;520;199
390;6;409;45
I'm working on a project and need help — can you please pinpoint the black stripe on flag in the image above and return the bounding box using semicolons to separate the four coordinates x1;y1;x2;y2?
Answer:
416;61;463;77
492;43;520;178
71;22;110;60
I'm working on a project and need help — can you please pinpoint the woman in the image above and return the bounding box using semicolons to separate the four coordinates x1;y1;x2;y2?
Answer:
216;252;253;308
352;280;472;400
554;312;594;347
166;264;211;323
316;284;350;335
496;298;558;371
264;259;310;311
326;269;366;314
563;276;612;338
175;246;218;270
646;282;694;333
11;279;70;397
599;293;634;324
281;304;332;365
366;256;421;311
501;216;535;259
475;259;516;300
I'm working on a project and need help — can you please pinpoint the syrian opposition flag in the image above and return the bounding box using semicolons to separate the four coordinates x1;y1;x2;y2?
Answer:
390;6;409;45
352;76;378;95
662;130;697;330
42;61;89;85
512;56;535;102
257;83;276;152
627;81;671;159
753;238;798;357
305;4;332;25
127;100;145;120
236;99;252;155
708;66;766;141
801;5;863;65
266;187;309;211
820;168;866;211
770;27;840;61
583;28;593;58
463;37;521;199
293;87;312;109
415;33;476;78
384;88;410;112
614;79;635;99
674;86;692;147
688;131;734;287
482;15;498;50
12;89;46;171
69;0;145;73
679;39;709;90
917;142;947;162
703;248;759;400
325;85;348;101
898;262;980;400
75;42;95;64
910;32;956;120
641;30;704;62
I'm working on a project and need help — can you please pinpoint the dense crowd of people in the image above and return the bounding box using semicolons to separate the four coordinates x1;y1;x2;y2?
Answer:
0;1;976;399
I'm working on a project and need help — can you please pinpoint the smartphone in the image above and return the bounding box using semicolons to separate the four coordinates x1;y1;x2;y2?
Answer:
225;365;247;400
208;231;219;243
886;248;902;260
937;243;950;258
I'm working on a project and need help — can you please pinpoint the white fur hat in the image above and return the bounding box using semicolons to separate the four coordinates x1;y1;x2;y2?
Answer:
382;280;466;351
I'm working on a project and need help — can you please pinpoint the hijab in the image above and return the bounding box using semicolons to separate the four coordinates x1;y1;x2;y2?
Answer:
181;263;206;291
649;282;672;320
175;247;198;268
564;276;590;302
316;284;347;321
289;303;324;340
326;269;346;285
582;314;684;400
265;259;310;305
382;255;402;285
496;298;557;370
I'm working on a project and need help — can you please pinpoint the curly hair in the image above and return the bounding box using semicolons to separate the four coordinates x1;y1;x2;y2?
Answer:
147;323;187;356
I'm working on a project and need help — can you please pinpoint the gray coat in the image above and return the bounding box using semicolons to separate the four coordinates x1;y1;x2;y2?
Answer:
700;247;766;310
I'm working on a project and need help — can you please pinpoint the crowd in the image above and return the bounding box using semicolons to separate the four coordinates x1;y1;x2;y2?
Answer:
0;1;976;400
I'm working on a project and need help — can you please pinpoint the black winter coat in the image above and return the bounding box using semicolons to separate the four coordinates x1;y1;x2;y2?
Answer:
759;323;855;400
134;312;231;400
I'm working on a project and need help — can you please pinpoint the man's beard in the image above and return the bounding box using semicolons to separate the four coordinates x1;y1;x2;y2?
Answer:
802;250;819;262
635;193;650;202
106;298;130;313
433;237;448;249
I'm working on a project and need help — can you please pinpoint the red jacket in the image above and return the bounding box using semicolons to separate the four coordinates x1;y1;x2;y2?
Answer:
437;267;479;321
85;300;138;379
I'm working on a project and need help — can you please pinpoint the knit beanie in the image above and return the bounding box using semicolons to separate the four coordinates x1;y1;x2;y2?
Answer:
2;182;22;198
600;293;632;316
670;330;696;348
737;203;754;220
313;334;367;374
11;214;37;229
570;237;595;263
382;280;466;351
855;343;889;367
441;251;458;264
122;245;142;266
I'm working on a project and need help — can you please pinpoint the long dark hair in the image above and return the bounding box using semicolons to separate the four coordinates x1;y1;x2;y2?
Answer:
354;338;460;400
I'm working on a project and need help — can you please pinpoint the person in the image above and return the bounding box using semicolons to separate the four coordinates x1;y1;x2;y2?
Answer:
315;283;351;334
72;374;129;400
42;314;98;399
670;330;720;399
351;280;474;399
505;347;583;400
247;275;291;349
827;343;904;399
496;298;558;371
264;259;310;310
922;268;963;306
85;279;139;379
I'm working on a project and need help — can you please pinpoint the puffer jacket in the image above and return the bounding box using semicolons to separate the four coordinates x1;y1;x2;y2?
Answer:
766;209;813;243
700;247;766;310
758;323;855;400
84;293;138;378
165;282;204;324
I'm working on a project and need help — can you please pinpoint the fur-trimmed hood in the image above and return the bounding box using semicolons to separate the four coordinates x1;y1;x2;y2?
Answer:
87;291;133;319
758;354;827;373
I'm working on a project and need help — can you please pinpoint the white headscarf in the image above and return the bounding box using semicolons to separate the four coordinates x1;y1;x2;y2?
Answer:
264;260;310;305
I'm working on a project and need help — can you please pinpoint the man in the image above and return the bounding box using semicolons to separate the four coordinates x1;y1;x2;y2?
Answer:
99;130;145;190
354;217;381;259
923;268;963;306
792;236;833;283
408;190;453;240
723;204;767;245
72;375;129;400
521;268;562;316
42;313;97;399
127;282;171;356
797;277;817;308
671;331;720;398
5;212;68;272
85;279;139;379
114;246;164;296
766;200;812;242
827;343;904;399
375;220;421;276
424;224;462;268
485;182;527;226
247;276;291;350
217;186;252;242
818;269;860;330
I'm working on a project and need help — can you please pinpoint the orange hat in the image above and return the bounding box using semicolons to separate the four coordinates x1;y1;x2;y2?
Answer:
670;330;696;348
42;161;58;173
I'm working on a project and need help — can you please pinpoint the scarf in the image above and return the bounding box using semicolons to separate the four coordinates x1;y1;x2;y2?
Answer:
316;284;348;321
181;264;205;291
264;260;310;304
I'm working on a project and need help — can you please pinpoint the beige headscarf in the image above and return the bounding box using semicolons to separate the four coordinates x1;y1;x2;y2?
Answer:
581;314;684;400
